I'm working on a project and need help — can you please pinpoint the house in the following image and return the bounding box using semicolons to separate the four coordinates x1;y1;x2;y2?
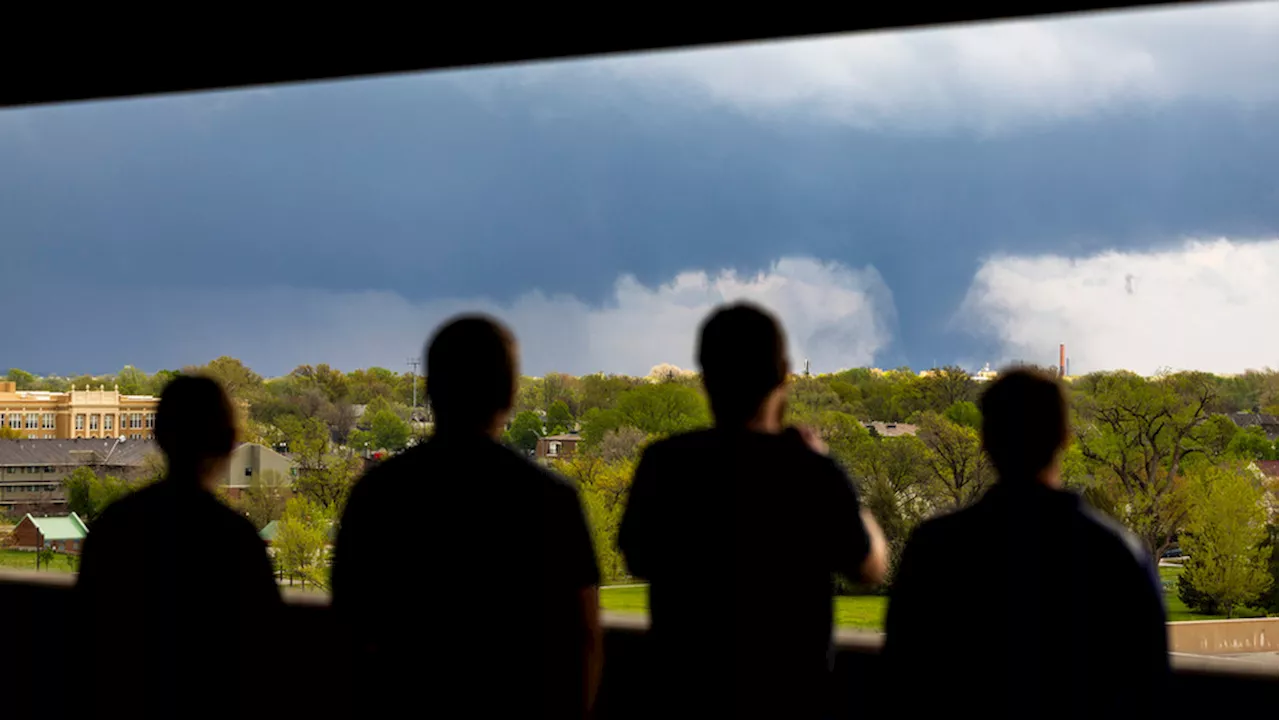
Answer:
220;442;298;501
0;437;160;513
1229;412;1279;442
536;433;581;461
863;421;918;438
259;520;280;545
10;512;89;554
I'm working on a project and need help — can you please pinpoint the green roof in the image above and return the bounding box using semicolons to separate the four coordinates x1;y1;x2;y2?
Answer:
259;520;280;541
27;513;88;541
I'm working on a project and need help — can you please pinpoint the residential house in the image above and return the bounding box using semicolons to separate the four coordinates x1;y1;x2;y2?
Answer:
0;437;160;513
10;512;89;554
1229;412;1279;442
536;433;581;461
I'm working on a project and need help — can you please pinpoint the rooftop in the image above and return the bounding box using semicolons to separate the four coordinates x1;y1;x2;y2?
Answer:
0;438;160;467
25;512;88;540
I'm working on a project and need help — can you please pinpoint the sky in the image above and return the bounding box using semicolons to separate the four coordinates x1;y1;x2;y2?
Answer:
1;2;1276;378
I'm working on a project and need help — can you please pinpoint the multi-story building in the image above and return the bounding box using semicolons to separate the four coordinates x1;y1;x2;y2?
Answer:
0;381;159;440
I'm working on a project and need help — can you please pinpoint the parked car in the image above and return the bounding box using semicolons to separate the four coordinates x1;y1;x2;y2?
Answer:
1161;547;1183;558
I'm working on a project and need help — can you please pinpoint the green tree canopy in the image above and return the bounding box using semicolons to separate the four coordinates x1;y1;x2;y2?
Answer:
1177;464;1273;617
503;410;543;453
546;400;575;435
942;401;982;431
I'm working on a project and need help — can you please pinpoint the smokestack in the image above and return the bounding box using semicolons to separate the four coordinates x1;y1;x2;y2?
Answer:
1059;344;1066;378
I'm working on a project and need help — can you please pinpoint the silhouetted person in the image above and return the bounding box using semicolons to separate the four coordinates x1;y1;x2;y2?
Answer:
333;315;602;718
618;302;888;718
77;375;281;719
882;368;1169;719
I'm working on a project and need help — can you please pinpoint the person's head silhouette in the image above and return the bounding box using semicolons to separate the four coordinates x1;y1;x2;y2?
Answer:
154;374;238;488
979;367;1070;486
697;302;790;430
426;314;518;437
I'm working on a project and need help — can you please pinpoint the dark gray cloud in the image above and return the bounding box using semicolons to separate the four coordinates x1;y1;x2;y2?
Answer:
0;2;1275;376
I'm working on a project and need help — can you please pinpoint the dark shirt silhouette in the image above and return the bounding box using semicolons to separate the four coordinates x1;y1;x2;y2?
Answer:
619;427;873;718
76;477;281;719
882;482;1170;719
332;432;600;718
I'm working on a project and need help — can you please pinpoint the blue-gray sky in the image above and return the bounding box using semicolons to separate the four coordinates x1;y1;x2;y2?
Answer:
1;2;1276;378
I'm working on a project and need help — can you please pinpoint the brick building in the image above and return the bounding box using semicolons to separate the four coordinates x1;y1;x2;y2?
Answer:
10;512;89;553
0;381;159;440
536;433;581;461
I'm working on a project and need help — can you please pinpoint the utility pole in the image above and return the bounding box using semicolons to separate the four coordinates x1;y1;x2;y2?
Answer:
406;358;420;417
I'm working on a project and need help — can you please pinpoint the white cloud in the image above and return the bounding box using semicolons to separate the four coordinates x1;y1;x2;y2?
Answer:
956;238;1280;375
513;1;1277;132
116;257;895;377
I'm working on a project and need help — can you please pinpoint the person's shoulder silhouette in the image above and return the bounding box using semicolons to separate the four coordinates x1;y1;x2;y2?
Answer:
883;368;1168;720
619;302;886;720
76;375;280;720
333;315;601;719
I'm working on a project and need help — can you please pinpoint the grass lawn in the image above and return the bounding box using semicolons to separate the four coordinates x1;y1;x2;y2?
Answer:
601;567;1240;631
0;548;78;573
600;585;887;631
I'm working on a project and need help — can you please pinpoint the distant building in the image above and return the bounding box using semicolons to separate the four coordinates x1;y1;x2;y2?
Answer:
864;421;918;438
1229;412;1279;442
0;381;159;440
221;443;298;501
536;433;581;461
0;437;160;513
970;364;998;383
10;512;89;554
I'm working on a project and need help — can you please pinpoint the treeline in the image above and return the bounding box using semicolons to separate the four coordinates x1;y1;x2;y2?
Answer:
8;362;1278;614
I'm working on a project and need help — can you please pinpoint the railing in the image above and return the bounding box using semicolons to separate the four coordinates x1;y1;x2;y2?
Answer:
1;571;1274;719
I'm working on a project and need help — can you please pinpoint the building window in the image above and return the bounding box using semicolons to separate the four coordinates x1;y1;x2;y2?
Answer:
0;414;4;427
25;413;38;429
8;414;19;429
130;413;142;429
41;413;54;429
244;467;253;477
89;414;100;430
548;441;560;457
145;413;155;429
75;414;86;430
104;414;114;431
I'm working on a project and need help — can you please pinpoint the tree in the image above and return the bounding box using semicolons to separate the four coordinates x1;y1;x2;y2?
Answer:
0;426;23;440
546;400;575;435
916;411;991;509
613;383;709;437
346;367;399;405
274;497;331;590
115;365;151;395
367;408;410;451
942;401;982;430
503;411;543;454
233;469;290;530
1177;464;1272;617
61;466;135;522
595;427;649;463
293;450;362;512
6;368;36;389
1228;426;1279;462
187;356;264;403
1073;371;1219;558
916;366;977;414
578;373;641;414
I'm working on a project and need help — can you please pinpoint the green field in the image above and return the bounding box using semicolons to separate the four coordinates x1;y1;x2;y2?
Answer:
0;548;78;573
600;567;1235;631
599;585;889;631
